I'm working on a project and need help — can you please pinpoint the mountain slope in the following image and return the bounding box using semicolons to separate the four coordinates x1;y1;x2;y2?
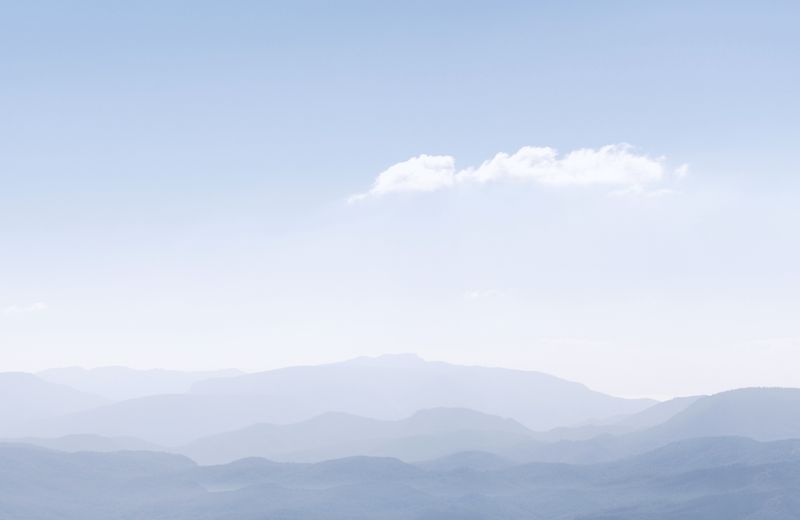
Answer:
641;387;800;443
190;354;654;430
179;407;535;464
0;373;106;435
535;395;701;441
4;434;162;453
38;366;243;401
28;394;321;445
507;388;800;465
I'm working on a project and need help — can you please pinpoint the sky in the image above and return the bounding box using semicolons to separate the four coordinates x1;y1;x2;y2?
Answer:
1;1;799;398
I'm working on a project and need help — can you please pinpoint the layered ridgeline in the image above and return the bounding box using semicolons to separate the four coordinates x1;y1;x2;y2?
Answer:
38;367;243;401
188;354;655;430
0;373;106;436
6;357;800;466
6;358;800;519
178;408;535;464
15;355;655;444
175;388;800;465
3;437;800;520
509;387;800;464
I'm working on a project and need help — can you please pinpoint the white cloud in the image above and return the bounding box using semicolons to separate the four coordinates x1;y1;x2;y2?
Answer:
674;163;690;179
4;302;48;315
348;155;455;203
350;144;684;201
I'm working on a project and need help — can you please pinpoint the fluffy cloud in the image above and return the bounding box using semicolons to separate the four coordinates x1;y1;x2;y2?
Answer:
348;155;456;203
3;302;48;314
350;144;684;202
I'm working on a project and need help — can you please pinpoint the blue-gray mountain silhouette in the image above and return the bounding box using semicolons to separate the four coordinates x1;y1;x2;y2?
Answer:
179;407;534;464
4;436;800;519
0;372;106;435
190;354;654;430
38;366;243;401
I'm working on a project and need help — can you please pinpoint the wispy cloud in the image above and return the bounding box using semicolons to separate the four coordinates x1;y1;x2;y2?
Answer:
3;302;48;315
463;289;506;301
350;144;687;202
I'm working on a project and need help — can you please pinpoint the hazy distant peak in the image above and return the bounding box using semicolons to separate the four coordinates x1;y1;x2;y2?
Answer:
0;373;107;435
638;387;800;444
5;434;162;453
709;386;800;398
685;387;800;412
344;353;427;366
37;366;246;401
188;355;654;431
0;371;48;383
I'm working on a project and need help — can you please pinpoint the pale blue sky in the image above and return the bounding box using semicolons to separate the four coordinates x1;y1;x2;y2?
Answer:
1;1;799;397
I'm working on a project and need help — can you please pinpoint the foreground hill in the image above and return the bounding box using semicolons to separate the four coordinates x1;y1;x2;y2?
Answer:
0;373;106;435
190;354;654;430
4;437;800;519
179;408;535;464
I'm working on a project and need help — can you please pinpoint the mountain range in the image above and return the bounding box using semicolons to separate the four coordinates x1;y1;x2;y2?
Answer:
178;407;534;464
8;354;655;444
0;372;106;435
175;387;800;466
189;353;656;430
38;366;243;401
7;358;800;465
5;356;800;519
4;436;800;519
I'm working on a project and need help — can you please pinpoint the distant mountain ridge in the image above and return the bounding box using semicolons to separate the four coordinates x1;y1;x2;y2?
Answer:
504;387;800;465
4;434;162;453
182;388;800;466
10;360;800;473
190;354;655;430
0;373;106;435
535;395;701;441
637;387;800;443
179;407;535;464
38;366;243;401
27;393;321;445
14;355;656;445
